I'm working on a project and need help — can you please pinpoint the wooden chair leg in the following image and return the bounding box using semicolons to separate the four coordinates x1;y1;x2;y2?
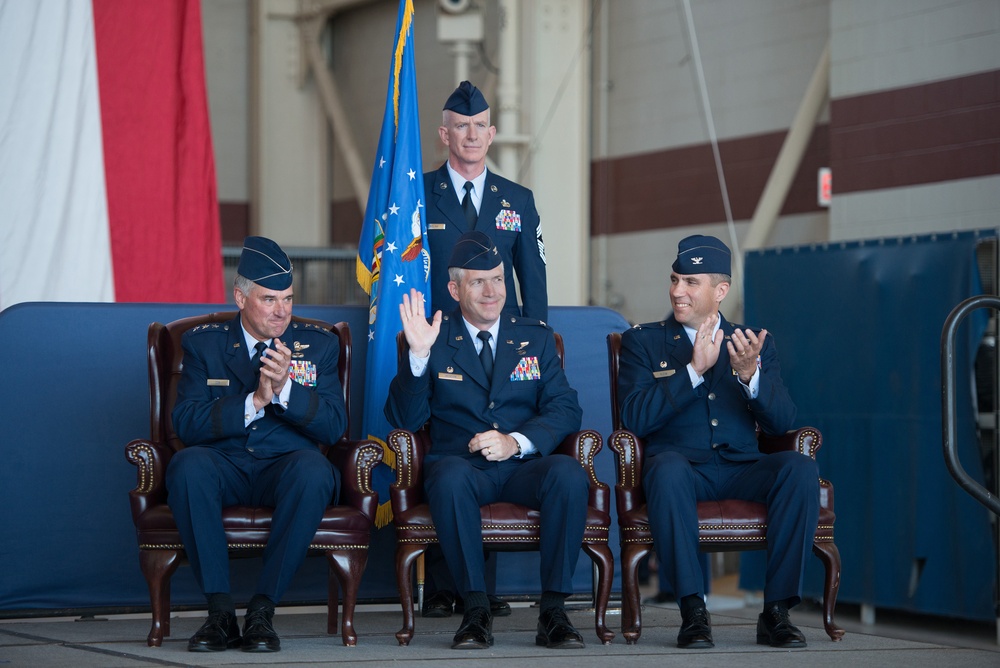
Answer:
583;543;616;645
325;555;340;637
394;543;425;646
326;549;367;646
139;548;181;647
619;542;651;645
812;540;845;641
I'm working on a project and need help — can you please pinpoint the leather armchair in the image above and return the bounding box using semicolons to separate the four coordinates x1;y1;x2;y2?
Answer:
386;332;615;646
124;312;382;647
606;332;844;644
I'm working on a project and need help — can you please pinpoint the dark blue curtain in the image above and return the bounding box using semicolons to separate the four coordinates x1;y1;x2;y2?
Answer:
740;230;996;620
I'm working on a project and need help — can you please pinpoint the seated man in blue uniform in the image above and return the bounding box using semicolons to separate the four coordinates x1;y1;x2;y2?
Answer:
423;80;546;620
617;235;819;649
167;236;347;653
385;231;588;650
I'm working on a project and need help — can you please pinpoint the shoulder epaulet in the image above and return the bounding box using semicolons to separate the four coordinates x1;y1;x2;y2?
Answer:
632;320;667;330
290;320;336;338
187;322;229;335
507;315;551;330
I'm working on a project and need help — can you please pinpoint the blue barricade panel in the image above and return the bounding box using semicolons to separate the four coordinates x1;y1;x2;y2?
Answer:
0;302;628;613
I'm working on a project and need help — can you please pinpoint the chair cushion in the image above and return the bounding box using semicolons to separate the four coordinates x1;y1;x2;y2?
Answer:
619;500;835;547
394;502;611;547
135;504;373;550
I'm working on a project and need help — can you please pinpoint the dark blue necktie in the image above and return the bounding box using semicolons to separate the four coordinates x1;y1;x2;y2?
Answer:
477;330;493;381
251;341;267;371
462;181;477;227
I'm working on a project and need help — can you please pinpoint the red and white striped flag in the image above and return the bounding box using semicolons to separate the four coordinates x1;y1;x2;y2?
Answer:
0;0;223;310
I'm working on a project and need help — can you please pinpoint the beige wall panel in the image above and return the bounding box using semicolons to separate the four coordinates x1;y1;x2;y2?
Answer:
831;176;1000;243
831;0;1000;98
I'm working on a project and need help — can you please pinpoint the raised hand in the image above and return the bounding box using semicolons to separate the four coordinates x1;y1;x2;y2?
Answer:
399;288;442;358
690;313;723;377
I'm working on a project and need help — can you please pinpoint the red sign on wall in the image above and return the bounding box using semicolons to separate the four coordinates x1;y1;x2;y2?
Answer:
818;167;832;207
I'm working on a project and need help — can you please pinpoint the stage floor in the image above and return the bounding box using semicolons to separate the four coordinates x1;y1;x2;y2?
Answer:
3;580;997;668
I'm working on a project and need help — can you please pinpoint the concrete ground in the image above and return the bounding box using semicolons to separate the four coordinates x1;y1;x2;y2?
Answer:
2;577;998;668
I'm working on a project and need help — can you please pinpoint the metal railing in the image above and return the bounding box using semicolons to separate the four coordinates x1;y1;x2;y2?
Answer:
941;295;1000;518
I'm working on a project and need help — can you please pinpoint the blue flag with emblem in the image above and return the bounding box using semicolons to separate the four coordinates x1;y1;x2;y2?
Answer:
356;0;428;528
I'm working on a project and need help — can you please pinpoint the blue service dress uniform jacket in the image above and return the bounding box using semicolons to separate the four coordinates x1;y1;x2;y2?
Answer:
384;311;586;596
617;313;797;460
424;163;548;320
166;314;348;602
617;314;818;605
384;311;580;457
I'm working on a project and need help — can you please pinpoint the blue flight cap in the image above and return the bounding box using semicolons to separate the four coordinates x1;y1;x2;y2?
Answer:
237;236;293;290
443;81;489;116
449;231;501;270
671;234;732;275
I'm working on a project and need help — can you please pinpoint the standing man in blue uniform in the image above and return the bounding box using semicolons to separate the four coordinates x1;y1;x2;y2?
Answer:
421;80;547;617
424;80;547;320
617;235;818;649
385;231;588;650
167;236;347;653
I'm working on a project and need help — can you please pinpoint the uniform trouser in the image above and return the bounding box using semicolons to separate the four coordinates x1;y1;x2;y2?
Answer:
165;446;338;603
424;454;589;598
643;449;819;606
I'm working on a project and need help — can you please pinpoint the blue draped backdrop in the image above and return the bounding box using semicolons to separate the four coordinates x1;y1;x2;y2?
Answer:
740;230;996;621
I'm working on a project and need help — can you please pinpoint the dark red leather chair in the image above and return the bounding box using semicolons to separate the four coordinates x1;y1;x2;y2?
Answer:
124;312;382;647
386;331;615;646
606;332;844;644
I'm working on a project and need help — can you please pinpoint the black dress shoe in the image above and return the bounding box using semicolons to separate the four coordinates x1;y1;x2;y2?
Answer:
456;594;512;617
187;610;241;652
677;604;714;649
422;590;455;618
535;607;585;649
241;607;281;652
757;604;807;648
451;606;493;649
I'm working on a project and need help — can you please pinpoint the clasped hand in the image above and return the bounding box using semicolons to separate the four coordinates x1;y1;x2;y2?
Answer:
252;338;291;411
690;314;767;383
469;430;517;461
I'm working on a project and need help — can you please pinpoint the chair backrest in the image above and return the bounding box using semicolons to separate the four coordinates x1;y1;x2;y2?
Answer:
147;311;350;452
607;332;623;431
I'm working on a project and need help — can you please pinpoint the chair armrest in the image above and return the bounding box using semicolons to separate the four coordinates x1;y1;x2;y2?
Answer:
757;426;823;459
555;429;610;513
607;429;646;516
124;438;173;524
326;438;384;522
388;429;431;514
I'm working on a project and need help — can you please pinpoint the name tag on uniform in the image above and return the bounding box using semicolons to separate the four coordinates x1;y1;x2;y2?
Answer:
428;223;446;230
438;372;463;381
652;369;675;378
207;378;230;386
